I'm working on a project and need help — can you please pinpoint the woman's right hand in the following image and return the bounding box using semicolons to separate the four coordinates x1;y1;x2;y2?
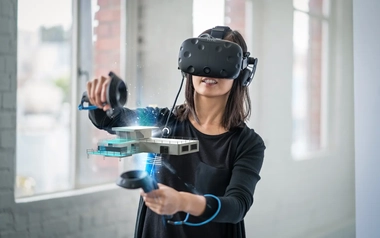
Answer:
86;75;111;111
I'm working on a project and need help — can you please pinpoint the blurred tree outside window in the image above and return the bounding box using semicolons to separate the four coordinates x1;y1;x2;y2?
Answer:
16;0;73;197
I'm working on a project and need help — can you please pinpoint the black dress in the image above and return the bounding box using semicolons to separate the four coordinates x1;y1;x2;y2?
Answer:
89;106;266;238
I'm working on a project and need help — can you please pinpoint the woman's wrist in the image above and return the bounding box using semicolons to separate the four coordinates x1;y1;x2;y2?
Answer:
178;192;207;216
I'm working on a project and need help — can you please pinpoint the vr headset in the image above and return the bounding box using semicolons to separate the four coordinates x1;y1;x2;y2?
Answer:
178;26;258;87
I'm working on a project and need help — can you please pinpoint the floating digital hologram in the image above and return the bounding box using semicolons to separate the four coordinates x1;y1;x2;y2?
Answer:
86;126;199;158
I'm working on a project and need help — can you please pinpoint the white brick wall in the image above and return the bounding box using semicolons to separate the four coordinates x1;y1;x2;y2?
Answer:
0;2;17;224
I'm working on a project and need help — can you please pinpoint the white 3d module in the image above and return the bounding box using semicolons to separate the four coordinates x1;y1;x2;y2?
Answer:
87;126;199;158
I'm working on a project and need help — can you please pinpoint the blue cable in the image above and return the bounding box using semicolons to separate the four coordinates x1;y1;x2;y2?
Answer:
169;194;221;226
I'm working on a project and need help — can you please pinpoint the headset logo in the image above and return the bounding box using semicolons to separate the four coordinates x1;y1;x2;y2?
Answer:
203;37;216;42
199;33;217;42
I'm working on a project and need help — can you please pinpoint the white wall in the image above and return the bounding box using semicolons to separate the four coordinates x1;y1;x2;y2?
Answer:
135;0;193;108
245;0;355;237
353;0;380;237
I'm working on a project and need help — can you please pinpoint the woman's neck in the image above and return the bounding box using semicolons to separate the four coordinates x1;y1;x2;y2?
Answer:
189;95;229;135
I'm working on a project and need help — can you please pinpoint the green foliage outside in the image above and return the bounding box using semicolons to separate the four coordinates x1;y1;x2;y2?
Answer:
54;75;70;103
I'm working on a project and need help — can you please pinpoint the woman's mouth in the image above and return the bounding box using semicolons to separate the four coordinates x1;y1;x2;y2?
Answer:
201;78;217;84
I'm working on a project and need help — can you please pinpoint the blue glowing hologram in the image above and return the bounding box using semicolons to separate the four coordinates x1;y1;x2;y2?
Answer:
86;126;199;158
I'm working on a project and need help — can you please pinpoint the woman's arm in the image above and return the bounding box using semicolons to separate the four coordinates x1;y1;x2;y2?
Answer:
200;130;266;223
141;129;265;224
85;75;172;134
88;107;171;134
141;184;207;216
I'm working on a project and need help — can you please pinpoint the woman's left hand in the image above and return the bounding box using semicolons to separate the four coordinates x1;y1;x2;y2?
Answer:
141;183;183;215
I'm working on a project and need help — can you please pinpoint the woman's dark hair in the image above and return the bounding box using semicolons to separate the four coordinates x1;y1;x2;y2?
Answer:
176;28;252;130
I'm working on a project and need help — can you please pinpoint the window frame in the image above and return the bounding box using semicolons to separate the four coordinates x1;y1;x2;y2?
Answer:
291;0;332;160
15;0;134;201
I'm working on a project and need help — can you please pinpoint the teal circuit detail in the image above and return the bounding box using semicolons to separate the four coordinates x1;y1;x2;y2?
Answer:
87;149;133;158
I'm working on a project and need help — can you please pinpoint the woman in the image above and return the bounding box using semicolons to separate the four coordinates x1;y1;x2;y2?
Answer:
87;27;265;238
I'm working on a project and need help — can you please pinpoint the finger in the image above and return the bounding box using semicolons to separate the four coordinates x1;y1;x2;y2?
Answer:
144;199;163;211
157;183;166;189
94;79;104;108
86;81;93;105
88;79;99;106
100;76;110;103
144;193;159;201
145;202;171;215
103;105;112;111
144;202;161;214
99;76;111;110
145;190;161;199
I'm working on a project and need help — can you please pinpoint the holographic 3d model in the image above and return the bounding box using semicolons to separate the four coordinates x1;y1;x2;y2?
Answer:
87;126;199;158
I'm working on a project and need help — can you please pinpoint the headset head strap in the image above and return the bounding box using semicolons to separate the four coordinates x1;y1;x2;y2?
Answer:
210;26;231;39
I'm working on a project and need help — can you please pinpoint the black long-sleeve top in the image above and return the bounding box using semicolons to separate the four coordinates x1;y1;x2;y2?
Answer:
89;106;265;238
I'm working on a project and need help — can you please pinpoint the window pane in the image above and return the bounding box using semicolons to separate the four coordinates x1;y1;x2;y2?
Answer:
224;0;247;37
294;0;330;16
293;0;310;12
193;0;249;39
16;0;73;197
292;9;328;158
193;0;225;36
76;0;121;187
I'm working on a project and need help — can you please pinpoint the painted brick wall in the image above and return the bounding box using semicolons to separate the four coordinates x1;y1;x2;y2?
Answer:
94;0;121;77
225;0;246;37
0;0;17;214
0;1;138;237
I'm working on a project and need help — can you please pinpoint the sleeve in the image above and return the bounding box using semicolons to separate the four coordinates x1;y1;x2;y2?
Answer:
88;106;171;134
200;129;266;223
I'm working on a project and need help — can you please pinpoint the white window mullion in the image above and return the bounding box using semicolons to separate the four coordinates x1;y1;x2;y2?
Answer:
70;0;80;190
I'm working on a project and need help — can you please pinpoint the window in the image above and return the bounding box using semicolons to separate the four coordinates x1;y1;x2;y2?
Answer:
292;0;329;158
193;0;225;36
16;0;73;198
193;0;250;40
16;0;124;198
75;0;122;188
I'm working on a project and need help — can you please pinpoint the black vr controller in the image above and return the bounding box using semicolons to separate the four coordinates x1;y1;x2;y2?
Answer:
117;170;173;220
77;72;158;194
116;170;158;193
178;26;258;86
78;71;128;118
